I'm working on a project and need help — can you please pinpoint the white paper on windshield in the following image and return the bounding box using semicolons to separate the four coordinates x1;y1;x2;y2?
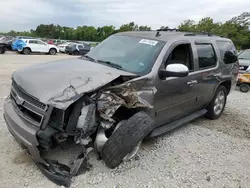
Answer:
139;39;158;46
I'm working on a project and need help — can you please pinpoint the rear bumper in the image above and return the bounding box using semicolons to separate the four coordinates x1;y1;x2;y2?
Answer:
3;97;47;164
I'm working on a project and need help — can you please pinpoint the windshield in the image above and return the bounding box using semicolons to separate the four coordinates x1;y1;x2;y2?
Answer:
238;50;250;60
85;35;165;75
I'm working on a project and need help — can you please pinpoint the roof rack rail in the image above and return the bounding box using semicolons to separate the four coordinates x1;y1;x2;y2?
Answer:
183;31;219;37
156;28;179;32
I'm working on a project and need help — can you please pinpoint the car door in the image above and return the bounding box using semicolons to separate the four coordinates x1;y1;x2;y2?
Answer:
154;41;200;126
192;41;220;107
37;40;49;53
28;40;39;52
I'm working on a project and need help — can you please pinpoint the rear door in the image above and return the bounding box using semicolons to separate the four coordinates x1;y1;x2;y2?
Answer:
37;40;49;53
193;41;220;107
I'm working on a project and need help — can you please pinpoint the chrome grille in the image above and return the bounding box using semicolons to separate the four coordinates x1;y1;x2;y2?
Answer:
12;81;47;110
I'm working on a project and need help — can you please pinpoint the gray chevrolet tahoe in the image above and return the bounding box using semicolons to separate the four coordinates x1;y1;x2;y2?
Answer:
3;30;239;186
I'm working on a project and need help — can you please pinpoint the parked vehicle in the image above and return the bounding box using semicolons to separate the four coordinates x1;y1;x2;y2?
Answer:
47;39;54;44
238;49;250;73
58;42;73;53
17;39;59;55
237;73;250;92
0;43;7;54
3;30;239;187
65;43;91;55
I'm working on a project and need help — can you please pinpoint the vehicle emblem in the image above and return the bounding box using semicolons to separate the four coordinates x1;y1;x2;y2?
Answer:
15;96;25;105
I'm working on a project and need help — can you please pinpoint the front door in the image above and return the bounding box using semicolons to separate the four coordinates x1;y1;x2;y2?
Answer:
154;42;199;126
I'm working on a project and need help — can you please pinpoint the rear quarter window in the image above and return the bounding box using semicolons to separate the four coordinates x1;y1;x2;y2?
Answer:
196;44;217;69
216;41;237;64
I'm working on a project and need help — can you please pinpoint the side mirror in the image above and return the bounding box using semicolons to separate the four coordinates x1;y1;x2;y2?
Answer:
159;64;189;79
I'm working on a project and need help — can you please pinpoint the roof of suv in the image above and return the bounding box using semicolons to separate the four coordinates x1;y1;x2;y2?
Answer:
115;31;231;42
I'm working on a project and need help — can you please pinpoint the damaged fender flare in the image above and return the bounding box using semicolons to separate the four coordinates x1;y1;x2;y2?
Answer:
101;111;154;168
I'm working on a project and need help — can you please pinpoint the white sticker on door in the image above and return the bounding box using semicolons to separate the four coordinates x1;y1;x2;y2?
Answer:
139;39;158;46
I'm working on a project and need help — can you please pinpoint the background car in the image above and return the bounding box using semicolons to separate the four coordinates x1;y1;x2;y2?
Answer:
238;49;250;73
65;43;91;55
18;39;59;55
58;42;73;53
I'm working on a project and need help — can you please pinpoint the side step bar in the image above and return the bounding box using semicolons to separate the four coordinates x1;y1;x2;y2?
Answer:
149;109;207;138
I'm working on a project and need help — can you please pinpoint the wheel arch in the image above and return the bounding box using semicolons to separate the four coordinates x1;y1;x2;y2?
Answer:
49;47;57;52
219;80;231;95
212;80;231;97
23;47;32;52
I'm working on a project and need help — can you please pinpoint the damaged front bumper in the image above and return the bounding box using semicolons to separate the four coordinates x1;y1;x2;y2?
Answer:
3;97;91;187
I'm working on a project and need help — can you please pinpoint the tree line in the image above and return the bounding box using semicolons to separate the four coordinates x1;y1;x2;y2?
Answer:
1;12;249;49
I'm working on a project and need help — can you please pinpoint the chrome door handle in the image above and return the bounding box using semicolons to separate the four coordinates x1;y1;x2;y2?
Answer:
187;80;197;86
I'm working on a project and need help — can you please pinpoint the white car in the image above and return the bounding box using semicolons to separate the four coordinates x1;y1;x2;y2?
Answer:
19;39;59;55
58;43;72;53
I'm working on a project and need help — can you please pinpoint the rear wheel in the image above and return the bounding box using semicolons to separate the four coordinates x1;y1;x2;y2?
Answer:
205;85;227;120
101;111;154;169
0;47;5;54
23;48;31;55
240;84;249;92
49;48;57;55
72;50;79;55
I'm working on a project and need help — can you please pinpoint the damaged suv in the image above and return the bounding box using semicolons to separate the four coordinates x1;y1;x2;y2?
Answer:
3;30;239;186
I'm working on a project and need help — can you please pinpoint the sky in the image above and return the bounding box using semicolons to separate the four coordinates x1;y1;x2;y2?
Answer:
0;0;249;32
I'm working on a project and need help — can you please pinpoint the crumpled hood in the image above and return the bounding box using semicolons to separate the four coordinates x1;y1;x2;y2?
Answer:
13;58;135;109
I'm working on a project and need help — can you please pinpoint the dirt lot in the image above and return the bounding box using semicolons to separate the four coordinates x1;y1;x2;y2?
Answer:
1;52;250;188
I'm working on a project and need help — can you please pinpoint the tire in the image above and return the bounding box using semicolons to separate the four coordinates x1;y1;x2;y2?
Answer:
72;50;79;55
0;47;5;54
205;85;227;120
101;111;154;169
240;84;249;93
49;48;57;55
23;48;31;55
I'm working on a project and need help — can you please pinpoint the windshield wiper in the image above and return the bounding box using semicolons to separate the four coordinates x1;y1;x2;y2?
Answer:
82;55;96;62
97;60;123;70
238;57;249;60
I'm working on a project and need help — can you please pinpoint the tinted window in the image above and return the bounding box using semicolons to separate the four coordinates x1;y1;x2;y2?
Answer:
196;44;217;69
216;41;237;64
29;40;38;44
37;41;46;45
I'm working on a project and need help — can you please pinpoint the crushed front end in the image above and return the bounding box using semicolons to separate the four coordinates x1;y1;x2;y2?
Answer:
3;76;156;187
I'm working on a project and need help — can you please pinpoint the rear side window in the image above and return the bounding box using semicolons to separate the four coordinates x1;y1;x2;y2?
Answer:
29;40;38;44
216;41;237;64
196;44;217;69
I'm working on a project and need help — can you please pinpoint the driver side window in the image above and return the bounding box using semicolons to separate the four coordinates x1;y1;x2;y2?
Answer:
164;43;194;71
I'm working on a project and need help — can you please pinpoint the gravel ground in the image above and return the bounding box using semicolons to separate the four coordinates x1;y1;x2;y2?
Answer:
1;52;250;188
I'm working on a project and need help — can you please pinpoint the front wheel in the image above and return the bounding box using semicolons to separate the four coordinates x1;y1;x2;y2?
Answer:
101;111;154;169
23;48;31;55
205;85;227;120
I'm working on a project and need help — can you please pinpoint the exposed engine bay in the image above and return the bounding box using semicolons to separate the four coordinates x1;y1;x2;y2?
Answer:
34;75;156;186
